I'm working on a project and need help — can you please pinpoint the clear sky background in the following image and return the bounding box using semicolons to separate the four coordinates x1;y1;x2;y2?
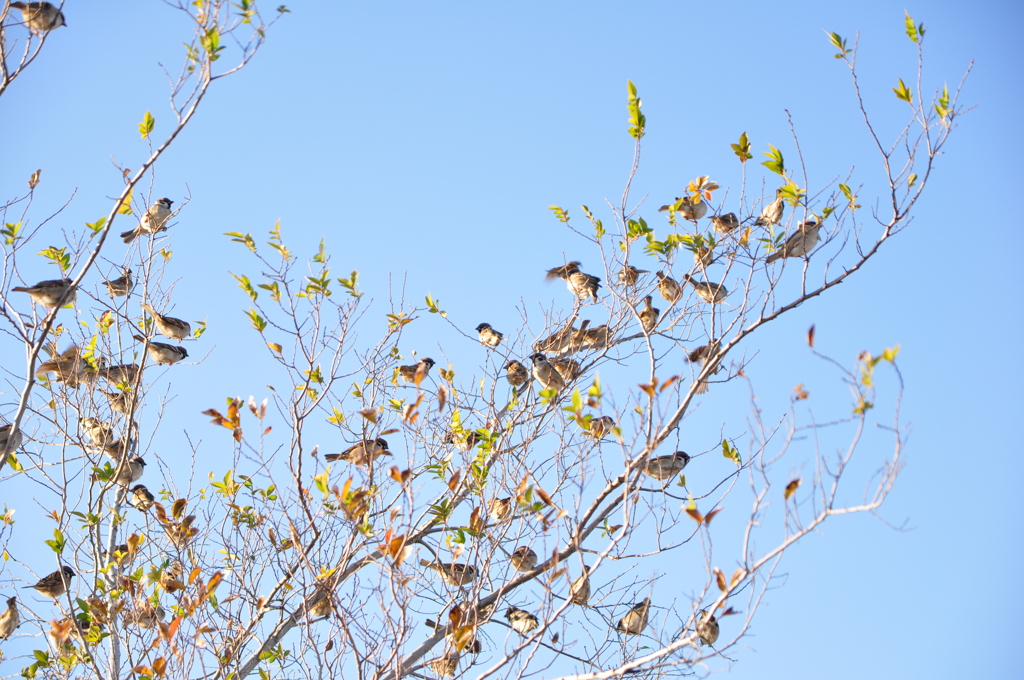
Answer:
2;1;1021;678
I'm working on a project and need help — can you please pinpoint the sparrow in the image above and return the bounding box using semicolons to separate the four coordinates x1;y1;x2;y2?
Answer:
23;566;75;598
588;415;615;439
655;272;682;303
681;274;728;303
80;417;115;446
127;601;166;630
638;296;659;333
91;437;132;463
49;617;95;650
569;566;591;605
505;606;539;635
105;544;133;567
100;363;142;386
158;561;185;593
11;278;75;309
420;560;478;587
10;2;66;34
308;592;333;619
489;497;513;522
510;546;538;572
142;340;189;366
710;213;740;234
103;268;134;297
754;188;785;227
546;262;601;303
128;484;155;512
534;322;582;354
550;357;582;382
660;196;707;221
615;597;651;636
140;303;191;341
102;389;135;415
529;353;565;392
504;360;530;387
0;423;24;454
92;455;146;486
0;596;19;640
36;345;91;387
428;651;460;677
398;357;435;383
765;219;821;263
475;323;503;348
618;265;648;287
579;324;609;349
443;430;479;453
121;197;173;244
642;451;691;480
324;438;391;467
693;244;714;269
697;609;720;646
165;515;199;549
687;340;722;394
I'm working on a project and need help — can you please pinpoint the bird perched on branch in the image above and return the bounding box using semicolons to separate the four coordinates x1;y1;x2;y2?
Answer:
529;353;565;392
643;451;690;481
137;338;188;366
755;188;785;227
615;597;651;635
475;323;503;348
660;196;707;222
504;360;529;387
103;268;134;297
105;456;146;486
102;389;135;415
140;303;191;341
546;261;601;303
618;265;648;287
638;296;659;333
687;340;722;394
569;566;591;605
12;278;75;309
0;423;24;454
489;497;513;522
100;363;141;386
128;484;155;512
10;2;66;34
510;546;538;572
0;597;20;640
398;357;435;383
681;274;728;303
589;415;615;439
121;197;173;244
550;357;582;383
505;606;539;635
420;560;478;587
443;430;479;453
579;324;610;349
36;344;91;387
125;600;166;630
656;272;682;303
429;652;460;677
697;609;720;646
765;219;821;263
324;438;390;467
23;566;75;599
80;417;115;447
694;243;714;269
710;213;740;234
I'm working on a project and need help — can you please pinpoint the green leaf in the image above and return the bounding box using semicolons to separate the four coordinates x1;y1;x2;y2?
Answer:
730;131;752;162
313;239;327;264
907;173;918;188
246;308;268;333
626;79;645;139
826;31;850;58
44;528;66;554
231;273;258;301
721;439;741;466
337;270;362;298
37;246;71;272
892;78;912;103
549;206;570;224
2;221;23;245
225;231;257;252
904;11;919;44
138;110;155;139
761;144;785;176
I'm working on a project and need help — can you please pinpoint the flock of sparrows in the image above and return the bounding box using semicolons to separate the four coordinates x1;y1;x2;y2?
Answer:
0;195;193;642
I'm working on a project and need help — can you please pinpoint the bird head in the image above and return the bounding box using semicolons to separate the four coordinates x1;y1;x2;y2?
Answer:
504;360;521;369
475;323;491;332
6;596;16;607
158;198;174;208
132;456;146;467
419;357;435;369
528;353;546;363
178;347;189;359
62;566;76;578
374;437;390;450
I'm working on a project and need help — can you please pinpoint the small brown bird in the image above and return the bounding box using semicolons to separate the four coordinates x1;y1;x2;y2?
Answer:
681;274;728;303
618;265;648;287
429;651;460;677
125;600;166;629
128;484;155;512
534;322;582;354
92;455;146;486
765;219;821;263
121;198;173;244
0;596;19;640
444;430;479;453
140;303;191;341
48;617;95;650
11;278;76;309
529;353;565;392
398;357;435;383
103;268;134;297
546;262;601;303
638;296;659;333
475;323;503;348
489;497;513;522
710;213;740;234
660;196;707;221
550;357;582;382
579;324;609;349
687;340;722;394
504;359;529;387
697;609;720;646
588;415;615;439
569;566;591;605
615;597;651;635
420;560;478;587
655;272;682;303
105;544;133;567
100;363;142;386
643;451;691;480
510;546;538;572
308;592;333;619
142;340;189;366
754;188;785;227
165;515;199;549
23;566;75;599
694;243;714;269
0;423;24;454
10;2;66;34
505;605;539;635
80;417;115;446
36;344;90;387
103;389;135;415
324;438;390;467
158;562;185;593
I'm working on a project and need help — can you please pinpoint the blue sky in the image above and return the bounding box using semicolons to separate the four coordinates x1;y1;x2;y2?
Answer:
2;1;1021;678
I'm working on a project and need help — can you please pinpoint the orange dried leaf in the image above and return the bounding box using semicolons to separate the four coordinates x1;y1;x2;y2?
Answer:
638;382;656;397
685;507;704;524
172;499;187;519
437;383;448;412
807;324;816;348
714;567;727;591
731;568;746;587
704;507;722;526
536;486;554;507
380;428;399;435
659;375;679;392
357;408;377;424
447;468;462;493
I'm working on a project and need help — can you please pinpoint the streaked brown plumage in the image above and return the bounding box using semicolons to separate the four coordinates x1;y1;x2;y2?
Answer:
505;605;539;635
534;322;582;354
103;389;135;415
105;544;133;567
128;484;155;512
10;2;66;34
429;651;460;677
710;212;740;234
11;278;76;309
80;417;115;446
323;438;390;467
140;303;191;341
23;565;75;598
158;562;185;593
698;609;720;646
546;262;601;302
121;197;173;244
309;592;333;619
579;324;609;349
100;363;141;386
659;196;707;221
755;188;785;227
694;243;714;268
765;219;821;263
615;597;650;635
510;546;538;572
420;559;478;587
569;566;591;605
144;341;189;366
398;357;435;383
36;345;91;387
489;497;513;522
104;268;134;297
504;359;529;387
0;423;24;454
687;340;722;394
92;455;146;486
681;274;728;303
589;415;615;439
618;265;648;287
643;451;691;480
165;514;199;549
475;323;503;347
638;295;659;333
125;600;166;629
529;353;565;392
656;271;682;303
0;596;19;640
444;430;479;452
